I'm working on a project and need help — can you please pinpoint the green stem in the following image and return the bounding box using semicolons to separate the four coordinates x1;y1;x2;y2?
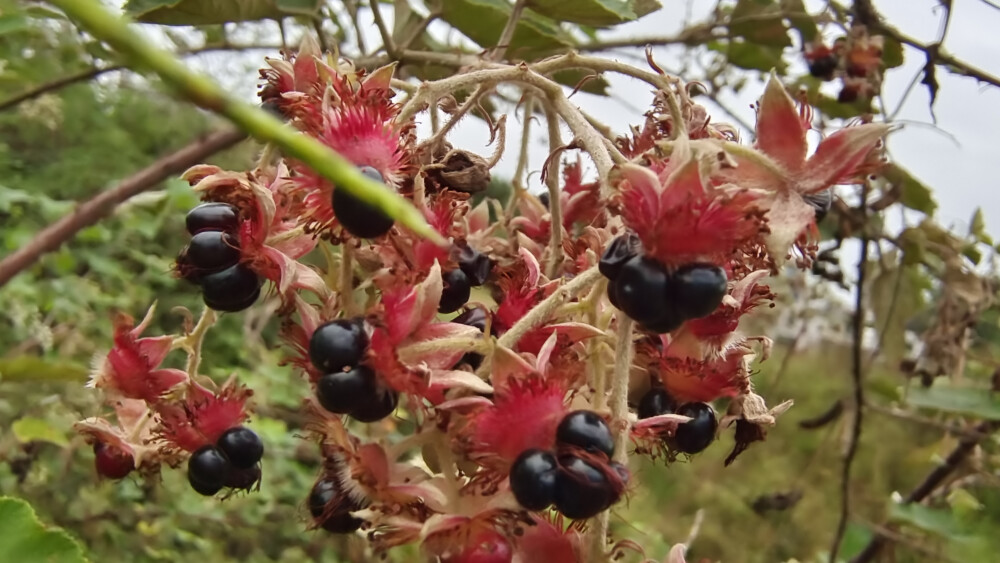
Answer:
49;0;442;245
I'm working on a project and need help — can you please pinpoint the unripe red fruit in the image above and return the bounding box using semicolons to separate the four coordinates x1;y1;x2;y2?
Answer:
442;529;513;563
93;442;134;480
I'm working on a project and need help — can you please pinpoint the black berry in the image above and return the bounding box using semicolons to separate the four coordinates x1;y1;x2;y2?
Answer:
808;54;839;80
639;309;685;334
606;279;621;309
556;410;614;458
599;233;640;281
457;245;492;286
201;264;261;312
225;465;262;490
187;445;232;496
673;402;718;454
538;192;550;209
185;231;240;273
804;190;833;223
186;202;239;234
509;449;558;511
671;264;727;320
553;456;616;519
637;387;677;420
439;268;471;314
309;478;364;534
351;387;398;423
316;366;378;414
332;166;394;239
217;427;264;469
309;319;368;373
452;307;489;369
93;442;133;480
614;256;674;326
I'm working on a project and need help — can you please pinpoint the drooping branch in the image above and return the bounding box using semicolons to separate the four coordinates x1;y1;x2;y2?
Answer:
0;128;246;288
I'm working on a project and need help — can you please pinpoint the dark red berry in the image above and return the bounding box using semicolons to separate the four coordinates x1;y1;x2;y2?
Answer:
637;387;677;419
439;268;472;314
673;402;718;454
309;319;368;373
217;426;264;469
442;529;513;563
201;264;261;312
803;190;832;223
614;256;674;326
808;54;839;80
509;449;558;511
671;264;727;320
188;445;232;496
837;85;860;103
457;245;492;286
186;202;239;234
93;442;133;480
553;456;616;519
599;233;640;280
316;366;378;414
556;410;614;458
308;478;364;534
185;231;240;273
332;166;394;239
225;465;262;490
351;387;398;422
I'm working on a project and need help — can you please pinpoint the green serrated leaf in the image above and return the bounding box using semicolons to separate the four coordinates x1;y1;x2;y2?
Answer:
729;0;791;47
0;497;88;563
12;417;69;447
528;0;637;27
906;385;1000;419
0;356;89;383
439;0;574;59
883;163;937;215
124;0;318;25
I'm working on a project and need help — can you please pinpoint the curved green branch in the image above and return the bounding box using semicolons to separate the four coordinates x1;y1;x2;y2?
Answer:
47;0;443;245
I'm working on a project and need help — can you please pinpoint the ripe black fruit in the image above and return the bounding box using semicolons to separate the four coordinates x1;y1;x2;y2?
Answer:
637;387;677;419
186;202;239;234
309;319;368;373
439;268;471;314
808;54;839;80
332;166;394;239
316;366;378;414
217;426;264;469
599;233;640;280
673;402;718;454
186;231;240;273
639;309;685;334
803;190;833;223
614;256;674;326
606;279;621;309
553;456;616;519
457;245;492;286
309;479;364;534
201;264;261;312
225;465;262;490
556;410;614;458
672;264;727;320
351;387;398;422
452;307;489;369
509;449;558;511
188;445;232;496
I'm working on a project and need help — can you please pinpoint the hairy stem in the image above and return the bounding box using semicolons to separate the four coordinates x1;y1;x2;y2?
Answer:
543;102;565;279
496;267;603;350
49;0;441;245
489;0;527;62
182;308;218;377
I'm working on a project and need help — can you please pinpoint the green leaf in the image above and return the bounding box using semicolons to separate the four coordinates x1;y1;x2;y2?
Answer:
723;40;787;72
883;163;937;215
0;356;89;383
780;0;818;42
12;417;70;447
0;497;87;563
729;0;791;47
868;257;925;363
882;36;904;69
527;0;641;27
439;0;575;59
124;0;321;25
906;385;1000;419
0;13;30;35
890;502;968;537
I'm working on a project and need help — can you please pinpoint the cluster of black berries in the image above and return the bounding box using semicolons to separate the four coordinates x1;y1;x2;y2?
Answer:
509;411;628;520
308;476;367;534
637;388;718;454
178;202;262;312
332;166;395;239
308;318;398;422
600;233;728;333
439;244;492;314
187;426;264;496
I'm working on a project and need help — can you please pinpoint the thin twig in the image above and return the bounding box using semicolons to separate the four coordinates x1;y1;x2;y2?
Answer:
543;102;564;279
489;0;527;62
0;128;246;287
830;183;871;562
369;0;398;57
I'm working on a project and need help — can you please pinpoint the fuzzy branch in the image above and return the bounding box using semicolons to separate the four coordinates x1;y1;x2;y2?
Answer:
0;127;246;288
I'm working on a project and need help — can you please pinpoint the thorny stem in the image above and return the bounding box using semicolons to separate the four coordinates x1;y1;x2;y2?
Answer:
543;102;565;279
495;267;603;350
426;83;493;151
49;0;442;245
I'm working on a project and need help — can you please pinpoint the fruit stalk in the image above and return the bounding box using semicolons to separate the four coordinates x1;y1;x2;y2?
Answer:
47;0;442;245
